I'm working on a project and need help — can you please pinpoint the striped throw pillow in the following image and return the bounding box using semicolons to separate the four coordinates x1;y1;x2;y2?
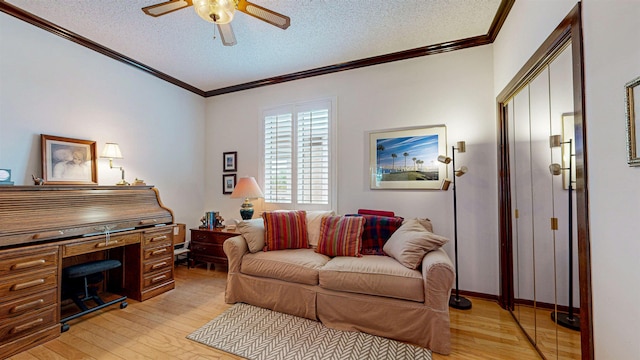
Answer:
316;216;366;257
262;210;309;251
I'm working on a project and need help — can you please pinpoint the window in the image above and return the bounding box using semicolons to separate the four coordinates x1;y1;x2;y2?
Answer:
261;98;336;211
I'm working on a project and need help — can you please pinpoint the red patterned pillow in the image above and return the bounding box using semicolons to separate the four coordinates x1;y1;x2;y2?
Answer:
346;214;404;255
262;210;309;251
316;216;366;257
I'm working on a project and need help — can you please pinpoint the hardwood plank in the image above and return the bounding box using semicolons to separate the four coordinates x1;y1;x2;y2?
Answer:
7;266;545;360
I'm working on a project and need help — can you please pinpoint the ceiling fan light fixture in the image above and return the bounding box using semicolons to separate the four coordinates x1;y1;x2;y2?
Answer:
193;0;236;24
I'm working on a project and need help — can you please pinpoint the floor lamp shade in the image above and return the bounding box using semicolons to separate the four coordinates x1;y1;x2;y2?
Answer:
230;177;264;220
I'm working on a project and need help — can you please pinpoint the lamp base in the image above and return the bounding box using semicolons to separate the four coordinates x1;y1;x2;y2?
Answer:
449;294;472;310
239;199;254;220
115;180;129;186
551;311;581;331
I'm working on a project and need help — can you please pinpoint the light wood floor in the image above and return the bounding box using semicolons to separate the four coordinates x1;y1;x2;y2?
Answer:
9;265;543;360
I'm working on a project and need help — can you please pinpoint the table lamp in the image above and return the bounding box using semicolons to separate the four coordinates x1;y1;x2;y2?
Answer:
230;176;264;220
100;143;128;186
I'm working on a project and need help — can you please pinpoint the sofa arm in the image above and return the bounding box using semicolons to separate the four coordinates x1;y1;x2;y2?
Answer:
421;248;455;311
223;235;248;273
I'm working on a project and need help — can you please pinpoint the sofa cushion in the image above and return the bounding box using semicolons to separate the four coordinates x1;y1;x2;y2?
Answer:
236;218;265;253
316;216;365;257
319;255;424;302
347;214;404;255
262;210;309;251
241;248;330;285
383;219;449;269
306;210;335;247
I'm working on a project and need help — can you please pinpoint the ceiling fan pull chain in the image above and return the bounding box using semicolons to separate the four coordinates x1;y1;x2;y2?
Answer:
213;23;218;42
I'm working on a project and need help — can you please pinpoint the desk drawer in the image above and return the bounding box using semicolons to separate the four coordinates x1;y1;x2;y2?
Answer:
143;257;172;274
0;269;57;300
143;244;172;261
143;229;173;248
0;306;57;344
142;268;173;289
63;233;140;257
0;249;57;277
0;289;57;320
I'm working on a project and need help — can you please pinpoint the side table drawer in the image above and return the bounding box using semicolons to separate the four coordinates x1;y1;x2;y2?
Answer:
191;241;226;258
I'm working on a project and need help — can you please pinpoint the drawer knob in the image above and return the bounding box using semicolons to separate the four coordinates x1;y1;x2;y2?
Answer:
10;318;44;334
95;240;122;248
151;275;167;283
151;248;168;256
151;261;168;270
150;235;167;242
11;259;46;270
11;278;45;291
11;299;45;313
140;219;158;225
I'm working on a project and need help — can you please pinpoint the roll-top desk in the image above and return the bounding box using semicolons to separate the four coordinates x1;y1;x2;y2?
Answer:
0;186;176;358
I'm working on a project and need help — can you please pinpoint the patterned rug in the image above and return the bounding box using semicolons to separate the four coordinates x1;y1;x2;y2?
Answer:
187;303;432;360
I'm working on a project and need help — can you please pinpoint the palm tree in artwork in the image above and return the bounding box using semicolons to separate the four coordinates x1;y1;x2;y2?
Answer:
417;159;424;170
377;144;385;167
391;153;397;170
412;157;417;170
403;152;409;171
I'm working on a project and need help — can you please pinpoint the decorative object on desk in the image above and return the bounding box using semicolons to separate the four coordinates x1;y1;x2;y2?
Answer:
132;178;146;186
31;174;44;185
222;173;236;194
625;76;640;166
223;151;237;172
369;125;447;190
100;142;129;185
230;176;264;220
438;140;471;310
549;134;581;331
0;169;14;186
41;134;98;185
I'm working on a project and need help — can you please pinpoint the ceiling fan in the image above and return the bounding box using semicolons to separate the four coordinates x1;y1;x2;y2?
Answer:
142;0;290;46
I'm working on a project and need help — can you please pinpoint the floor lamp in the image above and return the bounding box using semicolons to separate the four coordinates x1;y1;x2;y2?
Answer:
549;135;581;331
438;141;472;310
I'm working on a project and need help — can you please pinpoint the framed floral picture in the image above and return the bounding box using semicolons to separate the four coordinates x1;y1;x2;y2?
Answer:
369;125;447;190
223;151;237;172
223;174;236;194
41;134;98;185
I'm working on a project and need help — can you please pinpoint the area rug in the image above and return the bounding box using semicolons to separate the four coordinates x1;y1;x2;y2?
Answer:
187;303;432;360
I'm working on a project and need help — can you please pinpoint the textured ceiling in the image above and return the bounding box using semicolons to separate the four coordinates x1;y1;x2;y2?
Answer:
5;0;503;93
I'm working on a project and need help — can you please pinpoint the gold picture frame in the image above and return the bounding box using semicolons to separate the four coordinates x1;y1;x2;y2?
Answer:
369;125;447;190
626;76;640;166
41;134;98;185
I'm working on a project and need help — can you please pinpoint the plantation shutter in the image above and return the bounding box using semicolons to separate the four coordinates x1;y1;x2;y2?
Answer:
264;112;293;203
297;108;329;204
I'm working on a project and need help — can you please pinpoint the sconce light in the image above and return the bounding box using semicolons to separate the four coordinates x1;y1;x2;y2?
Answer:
548;135;580;331
100;143;128;186
230;176;264;220
437;140;471;310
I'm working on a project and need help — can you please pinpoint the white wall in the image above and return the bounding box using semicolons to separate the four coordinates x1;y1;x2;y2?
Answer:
205;46;500;296
494;0;640;358
0;13;206;230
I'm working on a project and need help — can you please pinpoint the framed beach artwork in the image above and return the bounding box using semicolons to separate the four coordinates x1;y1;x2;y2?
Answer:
369;125;447;190
41;134;98;185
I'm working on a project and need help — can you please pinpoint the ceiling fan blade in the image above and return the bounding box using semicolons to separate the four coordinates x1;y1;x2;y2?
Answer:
142;0;193;17
236;0;290;30
217;23;237;46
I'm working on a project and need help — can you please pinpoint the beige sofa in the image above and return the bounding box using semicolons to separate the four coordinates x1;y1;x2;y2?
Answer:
223;218;455;354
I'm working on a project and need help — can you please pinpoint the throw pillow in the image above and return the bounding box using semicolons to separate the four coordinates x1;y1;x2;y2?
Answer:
316;215;366;257
346;214;404;255
383;218;449;269
236;218;265;253
306;210;336;247
262;210;309;251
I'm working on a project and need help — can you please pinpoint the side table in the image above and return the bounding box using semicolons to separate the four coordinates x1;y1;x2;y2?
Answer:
190;227;241;270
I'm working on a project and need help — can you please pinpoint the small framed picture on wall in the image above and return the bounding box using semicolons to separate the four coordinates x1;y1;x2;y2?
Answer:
223;151;237;172
223;174;236;194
